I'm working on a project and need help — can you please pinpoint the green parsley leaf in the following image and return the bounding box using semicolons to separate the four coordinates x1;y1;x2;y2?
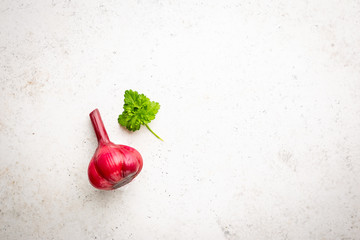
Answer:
118;89;163;141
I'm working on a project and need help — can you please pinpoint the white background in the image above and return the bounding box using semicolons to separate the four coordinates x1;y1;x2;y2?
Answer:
1;0;360;239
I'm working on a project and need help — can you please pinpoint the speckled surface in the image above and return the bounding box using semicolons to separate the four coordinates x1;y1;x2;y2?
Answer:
1;1;360;239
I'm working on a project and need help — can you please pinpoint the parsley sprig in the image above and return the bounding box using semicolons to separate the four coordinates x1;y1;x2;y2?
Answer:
118;89;163;141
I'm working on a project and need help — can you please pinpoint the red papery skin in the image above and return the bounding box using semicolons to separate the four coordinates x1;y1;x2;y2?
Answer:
88;109;143;190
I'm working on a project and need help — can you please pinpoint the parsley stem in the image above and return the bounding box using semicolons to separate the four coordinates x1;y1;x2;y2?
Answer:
145;124;163;141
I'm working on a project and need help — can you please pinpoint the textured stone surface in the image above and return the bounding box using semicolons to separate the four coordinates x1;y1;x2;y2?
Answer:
1;1;360;239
